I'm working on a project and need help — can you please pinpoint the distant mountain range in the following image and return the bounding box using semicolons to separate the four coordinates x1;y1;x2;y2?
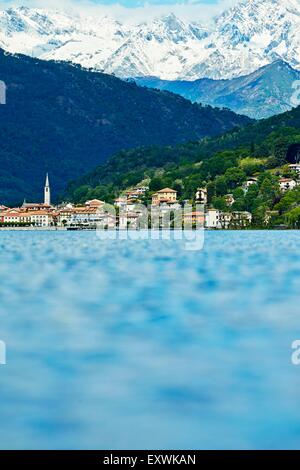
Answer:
65;103;300;204
0;50;250;205
0;0;300;81
135;60;300;119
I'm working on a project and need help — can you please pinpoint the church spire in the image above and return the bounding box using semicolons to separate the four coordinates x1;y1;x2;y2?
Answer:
44;173;51;206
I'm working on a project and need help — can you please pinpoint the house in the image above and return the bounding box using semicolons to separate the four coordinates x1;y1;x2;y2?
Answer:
135;186;149;194
205;209;221;229
243;177;258;191
195;188;208;204
27;210;56;227
119;212;140;230
288;164;300;173
114;197;127;209
225;194;235;206
158;201;182;213
57;207;103;226
218;212;232;229
1;211;22;224
265;210;279;225
183;211;205;228
152;188;177;206
126;187;149;198
125;190;141;201
230;211;252;228
205;209;252;229
57;208;75;226
279;178;297;192
85;199;105;209
22;202;54;212
95;212;117;229
1;210;55;226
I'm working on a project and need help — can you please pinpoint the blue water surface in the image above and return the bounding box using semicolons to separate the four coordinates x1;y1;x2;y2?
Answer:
0;230;300;450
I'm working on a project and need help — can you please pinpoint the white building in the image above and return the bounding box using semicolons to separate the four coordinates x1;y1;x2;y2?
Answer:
205;209;220;229
288;164;300;173
243;177;258;191
205;209;252;229
2;210;55;227
279;178;297;192
114;197;127;210
28;211;55;227
231;211;252;228
119;212;140;230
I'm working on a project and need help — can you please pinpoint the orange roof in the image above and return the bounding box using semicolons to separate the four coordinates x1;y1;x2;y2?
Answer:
86;199;105;205
156;188;177;193
25;211;54;216
2;212;21;217
184;212;204;216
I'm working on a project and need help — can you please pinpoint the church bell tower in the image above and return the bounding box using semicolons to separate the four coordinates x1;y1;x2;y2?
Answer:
44;173;51;206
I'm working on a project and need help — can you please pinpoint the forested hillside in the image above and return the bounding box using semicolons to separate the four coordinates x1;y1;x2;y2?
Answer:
0;50;251;205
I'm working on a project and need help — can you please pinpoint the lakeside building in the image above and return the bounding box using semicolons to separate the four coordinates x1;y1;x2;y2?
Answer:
85;199;105;209
205;209;220;228
288;164;300;173
279;178;297;192
205;209;252;229
1;210;56;227
152;188;177;206
22;203;54;211
119;212;140;230
183;212;205;227
243;177;258;192
114;197;127;209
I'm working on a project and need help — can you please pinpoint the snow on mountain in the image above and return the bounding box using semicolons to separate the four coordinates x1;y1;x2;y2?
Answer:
0;1;300;80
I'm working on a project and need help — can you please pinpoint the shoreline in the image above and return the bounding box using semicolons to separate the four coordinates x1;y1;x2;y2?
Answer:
0;227;294;232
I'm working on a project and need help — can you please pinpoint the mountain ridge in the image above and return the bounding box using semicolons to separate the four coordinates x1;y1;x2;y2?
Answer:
135;60;300;119
0;50;250;205
0;1;300;80
64;103;300;203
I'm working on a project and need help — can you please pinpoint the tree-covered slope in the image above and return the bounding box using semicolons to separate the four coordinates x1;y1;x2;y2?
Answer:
65;105;300;203
0;50;250;205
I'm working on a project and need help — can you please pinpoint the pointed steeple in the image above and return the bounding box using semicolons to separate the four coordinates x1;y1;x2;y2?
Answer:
44;173;51;206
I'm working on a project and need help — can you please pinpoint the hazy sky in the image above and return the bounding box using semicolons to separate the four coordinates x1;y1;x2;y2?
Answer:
0;0;241;22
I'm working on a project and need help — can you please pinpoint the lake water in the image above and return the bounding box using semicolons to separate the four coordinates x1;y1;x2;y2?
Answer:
0;230;300;449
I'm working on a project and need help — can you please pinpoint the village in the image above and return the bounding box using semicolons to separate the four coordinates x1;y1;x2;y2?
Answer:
1;165;300;230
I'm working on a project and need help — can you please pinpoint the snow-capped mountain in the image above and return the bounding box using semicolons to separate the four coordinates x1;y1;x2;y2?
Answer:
0;0;300;80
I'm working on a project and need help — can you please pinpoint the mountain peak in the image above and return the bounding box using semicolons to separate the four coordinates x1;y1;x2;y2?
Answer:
0;3;300;80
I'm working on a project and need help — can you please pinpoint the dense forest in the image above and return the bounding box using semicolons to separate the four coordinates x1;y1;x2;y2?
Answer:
0;50;250;205
65;105;300;228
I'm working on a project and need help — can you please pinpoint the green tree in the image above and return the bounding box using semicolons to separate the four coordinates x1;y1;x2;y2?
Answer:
285;207;300;228
274;137;289;166
224;167;246;189
215;175;228;196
